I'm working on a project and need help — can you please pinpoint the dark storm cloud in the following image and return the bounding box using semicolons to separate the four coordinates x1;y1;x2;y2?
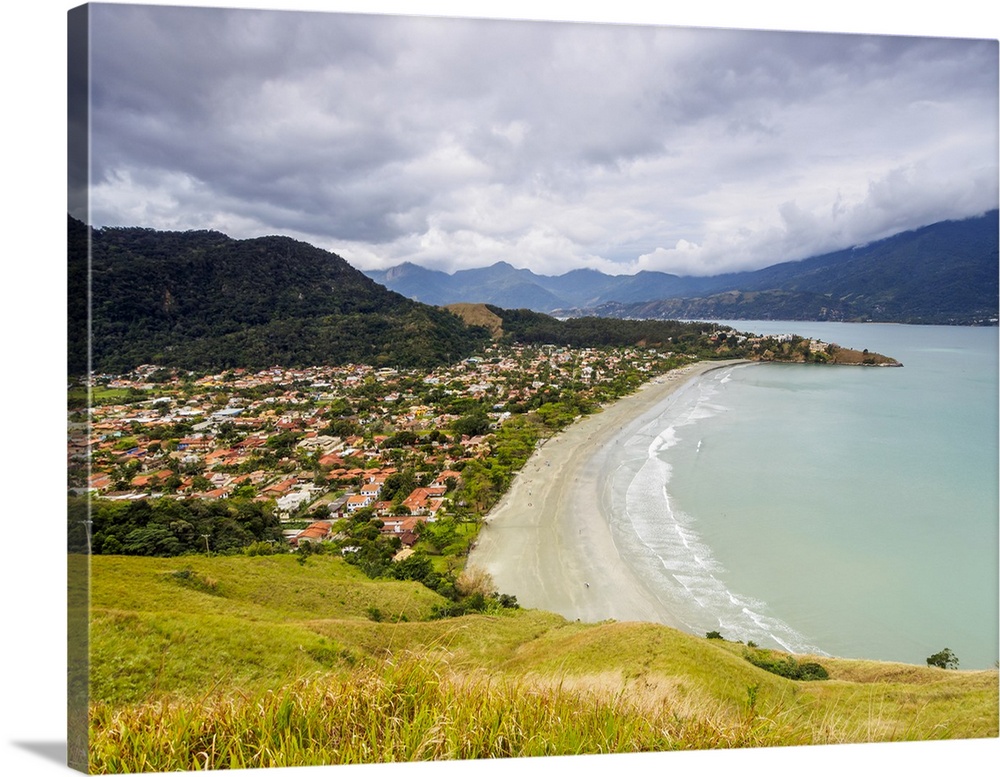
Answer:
88;5;422;240
84;3;998;275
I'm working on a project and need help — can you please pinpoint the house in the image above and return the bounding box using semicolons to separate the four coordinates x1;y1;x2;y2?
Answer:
193;487;228;500
318;453;344;468
178;436;212;450
292;520;333;547
130;469;175;488
430;470;462;489
344;494;373;513
276;489;313;512
89;474;112;492
360;482;382;499
236;436;267;451
378;515;425;535
262;477;297;497
401;487;445;515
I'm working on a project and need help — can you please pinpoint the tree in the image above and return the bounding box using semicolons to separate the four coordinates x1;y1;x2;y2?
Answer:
190;475;213;492
452;409;491;438
121;525;183;556
392;552;434;582
926;648;959;669
381;470;416;502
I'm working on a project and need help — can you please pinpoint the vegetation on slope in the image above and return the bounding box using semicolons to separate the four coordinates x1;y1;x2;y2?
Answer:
443;302;505;338
85;554;998;772
72;216;491;374
72;217;901;375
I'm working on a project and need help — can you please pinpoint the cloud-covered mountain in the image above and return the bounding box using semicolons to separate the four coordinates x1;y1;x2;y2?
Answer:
365;211;999;325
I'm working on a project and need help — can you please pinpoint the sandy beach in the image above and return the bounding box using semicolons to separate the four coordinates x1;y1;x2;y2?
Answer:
468;360;746;627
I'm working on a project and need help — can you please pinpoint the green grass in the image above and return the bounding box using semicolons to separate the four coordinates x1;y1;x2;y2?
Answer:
91;554;445;624
84;554;999;772
69;386;139;407
89;554;448;703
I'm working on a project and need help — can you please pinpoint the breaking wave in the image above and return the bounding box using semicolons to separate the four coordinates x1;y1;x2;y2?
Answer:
610;366;825;655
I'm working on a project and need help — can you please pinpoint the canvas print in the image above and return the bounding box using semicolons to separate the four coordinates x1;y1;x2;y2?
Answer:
67;2;999;774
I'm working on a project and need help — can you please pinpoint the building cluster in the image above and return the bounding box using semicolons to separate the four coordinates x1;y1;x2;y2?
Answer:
69;344;684;547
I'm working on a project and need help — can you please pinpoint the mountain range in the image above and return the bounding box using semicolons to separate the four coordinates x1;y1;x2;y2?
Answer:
69;210;995;374
69;217;745;375
365;211;999;325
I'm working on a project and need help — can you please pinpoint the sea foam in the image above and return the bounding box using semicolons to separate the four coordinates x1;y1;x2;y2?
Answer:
609;365;825;654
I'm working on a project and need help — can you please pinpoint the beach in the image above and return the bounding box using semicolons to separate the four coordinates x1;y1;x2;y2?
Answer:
468;360;744;627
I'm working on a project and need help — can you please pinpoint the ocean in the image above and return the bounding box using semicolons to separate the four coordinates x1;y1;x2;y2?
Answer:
604;322;998;669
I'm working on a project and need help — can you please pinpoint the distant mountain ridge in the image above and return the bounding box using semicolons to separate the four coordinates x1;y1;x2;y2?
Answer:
365;211;999;325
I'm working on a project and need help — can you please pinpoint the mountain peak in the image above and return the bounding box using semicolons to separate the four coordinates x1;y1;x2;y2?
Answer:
78;222;492;372
365;211;997;323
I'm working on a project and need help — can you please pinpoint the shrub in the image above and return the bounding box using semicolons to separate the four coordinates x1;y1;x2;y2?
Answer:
926;648;959;669
455;566;496;597
429;591;520;620
165;567;220;595
744;648;829;681
797;662;830;681
243;540;280;556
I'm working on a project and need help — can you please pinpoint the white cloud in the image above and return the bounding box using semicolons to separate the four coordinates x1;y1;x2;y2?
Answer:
83;4;998;277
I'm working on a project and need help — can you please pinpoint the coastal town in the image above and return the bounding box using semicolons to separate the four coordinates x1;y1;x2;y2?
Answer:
69;343;694;554
67;324;886;564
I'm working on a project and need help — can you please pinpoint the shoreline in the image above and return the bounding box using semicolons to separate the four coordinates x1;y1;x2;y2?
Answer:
468;359;749;627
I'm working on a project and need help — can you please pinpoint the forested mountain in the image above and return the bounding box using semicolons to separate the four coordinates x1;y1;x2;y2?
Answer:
69;218;739;375
67;213;946;375
70;217;491;374
366;211;999;325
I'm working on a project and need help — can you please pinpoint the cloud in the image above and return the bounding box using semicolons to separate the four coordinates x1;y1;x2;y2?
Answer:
82;4;998;277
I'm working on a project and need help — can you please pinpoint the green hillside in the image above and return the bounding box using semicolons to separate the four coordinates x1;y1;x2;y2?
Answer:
84;553;998;772
72;216;491;374
71;217;904;375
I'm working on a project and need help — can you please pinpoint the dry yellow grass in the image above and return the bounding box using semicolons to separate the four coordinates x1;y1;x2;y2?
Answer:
443;302;504;337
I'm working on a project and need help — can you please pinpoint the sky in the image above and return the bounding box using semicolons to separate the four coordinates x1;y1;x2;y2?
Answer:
73;1;999;278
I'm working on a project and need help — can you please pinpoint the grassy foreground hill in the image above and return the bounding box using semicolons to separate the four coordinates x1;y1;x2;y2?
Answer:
85;554;998;772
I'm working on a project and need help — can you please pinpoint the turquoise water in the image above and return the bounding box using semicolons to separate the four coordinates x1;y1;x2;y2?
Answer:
607;323;998;668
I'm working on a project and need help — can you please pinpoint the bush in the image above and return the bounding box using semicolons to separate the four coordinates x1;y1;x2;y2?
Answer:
243;540;281;556
797;662;830;681
456;566;496;597
429;591;520;620
744;648;829;681
926;648;959;669
165;567;219;595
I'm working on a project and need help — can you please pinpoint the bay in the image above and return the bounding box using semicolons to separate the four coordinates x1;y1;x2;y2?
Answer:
609;322;998;669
